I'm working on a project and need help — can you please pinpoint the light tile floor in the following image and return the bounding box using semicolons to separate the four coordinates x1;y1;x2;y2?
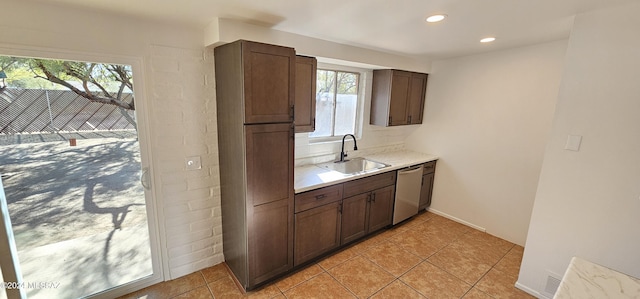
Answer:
120;211;535;298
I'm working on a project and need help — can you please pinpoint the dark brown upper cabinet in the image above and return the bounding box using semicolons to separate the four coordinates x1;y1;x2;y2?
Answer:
294;55;317;132
241;41;296;124
370;69;428;126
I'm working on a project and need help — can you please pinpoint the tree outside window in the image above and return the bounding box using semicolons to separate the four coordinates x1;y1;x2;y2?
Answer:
310;69;359;138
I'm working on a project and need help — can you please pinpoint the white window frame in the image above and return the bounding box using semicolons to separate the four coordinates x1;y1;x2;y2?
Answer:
309;63;368;143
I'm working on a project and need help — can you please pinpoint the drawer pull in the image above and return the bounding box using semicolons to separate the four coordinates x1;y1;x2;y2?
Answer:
315;194;326;200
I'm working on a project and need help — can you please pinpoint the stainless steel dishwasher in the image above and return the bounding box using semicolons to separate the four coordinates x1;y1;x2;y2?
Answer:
393;164;423;225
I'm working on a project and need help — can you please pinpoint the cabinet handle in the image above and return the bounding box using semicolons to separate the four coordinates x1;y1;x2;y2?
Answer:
371;192;376;203
315;194;326;200
312;118;316;130
290;105;295;121
366;194;371;203
338;203;342;214
408;115;412;124
290;125;294;139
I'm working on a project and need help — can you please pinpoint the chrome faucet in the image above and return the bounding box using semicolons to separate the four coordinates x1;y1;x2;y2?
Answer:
337;134;358;163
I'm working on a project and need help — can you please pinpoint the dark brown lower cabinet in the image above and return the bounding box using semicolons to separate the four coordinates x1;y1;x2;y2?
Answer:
340;192;369;244
249;198;293;287
341;185;395;245
419;161;437;210
368;185;396;233
294;201;341;266
419;172;434;210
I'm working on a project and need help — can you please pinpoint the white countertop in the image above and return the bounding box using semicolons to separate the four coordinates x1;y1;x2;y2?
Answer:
554;257;640;299
294;150;438;193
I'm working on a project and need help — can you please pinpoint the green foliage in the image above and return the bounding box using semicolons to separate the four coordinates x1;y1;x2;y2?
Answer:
0;56;133;93
1;55;135;112
316;69;359;98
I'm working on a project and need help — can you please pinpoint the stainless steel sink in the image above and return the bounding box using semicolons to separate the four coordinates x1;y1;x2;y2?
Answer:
316;157;391;175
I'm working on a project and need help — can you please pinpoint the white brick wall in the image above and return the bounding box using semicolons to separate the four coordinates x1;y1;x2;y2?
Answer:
148;45;223;279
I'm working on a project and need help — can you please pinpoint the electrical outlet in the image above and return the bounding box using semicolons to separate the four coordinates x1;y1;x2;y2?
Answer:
185;156;202;170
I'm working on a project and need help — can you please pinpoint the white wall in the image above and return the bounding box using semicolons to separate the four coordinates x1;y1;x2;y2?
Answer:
518;3;640;297
405;41;568;245
207;18;431;73
0;1;222;281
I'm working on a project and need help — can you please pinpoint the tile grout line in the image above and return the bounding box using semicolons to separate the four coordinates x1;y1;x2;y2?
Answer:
397;215;510;298
217;212;521;299
459;243;517;298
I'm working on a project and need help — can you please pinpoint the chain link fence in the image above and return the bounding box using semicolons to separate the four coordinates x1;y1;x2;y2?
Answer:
0;88;135;135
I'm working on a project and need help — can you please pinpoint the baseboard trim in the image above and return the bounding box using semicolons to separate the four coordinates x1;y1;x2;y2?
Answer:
515;281;543;298
426;208;486;232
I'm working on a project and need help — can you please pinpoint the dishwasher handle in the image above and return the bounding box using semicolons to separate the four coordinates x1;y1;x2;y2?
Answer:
398;165;423;174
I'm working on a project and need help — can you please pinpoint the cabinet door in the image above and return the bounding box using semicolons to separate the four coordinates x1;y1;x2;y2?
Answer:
294;55;317;132
294;201;341;266
242;41;295;124
368;185;395;233
419;173;435;210
245;123;294;207
388;71;411;126
248;198;293;287
341;192;369;245
407;73;427;124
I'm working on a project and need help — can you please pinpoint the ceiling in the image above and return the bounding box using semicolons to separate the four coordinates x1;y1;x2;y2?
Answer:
26;0;636;60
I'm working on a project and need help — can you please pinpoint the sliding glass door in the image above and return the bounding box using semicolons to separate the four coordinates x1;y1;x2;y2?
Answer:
0;54;159;298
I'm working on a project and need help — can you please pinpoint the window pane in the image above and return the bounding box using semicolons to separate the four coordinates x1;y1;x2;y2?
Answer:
310;70;336;138
334;94;357;135
334;72;358;135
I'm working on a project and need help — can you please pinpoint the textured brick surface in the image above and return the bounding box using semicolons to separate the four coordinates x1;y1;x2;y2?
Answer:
149;45;222;279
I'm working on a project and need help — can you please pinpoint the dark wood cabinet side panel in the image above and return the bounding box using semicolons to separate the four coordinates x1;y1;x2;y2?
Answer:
245;124;294;207
341;193;369;245
242;41;295;124
370;69;392;126
248;198;293;287
294;55;317;132
214;41;249;287
368;185;395;233
419;172;435;210
294;202;341;266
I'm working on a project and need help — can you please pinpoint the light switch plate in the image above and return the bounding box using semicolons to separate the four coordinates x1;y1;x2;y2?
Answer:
564;135;582;151
185;156;202;170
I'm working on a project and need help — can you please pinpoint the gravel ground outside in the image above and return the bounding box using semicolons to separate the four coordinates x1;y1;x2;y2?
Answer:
0;132;152;298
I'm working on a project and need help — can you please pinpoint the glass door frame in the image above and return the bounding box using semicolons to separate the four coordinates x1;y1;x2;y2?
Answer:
0;44;165;299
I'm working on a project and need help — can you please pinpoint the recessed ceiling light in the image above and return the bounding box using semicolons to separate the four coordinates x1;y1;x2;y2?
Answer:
426;14;447;23
480;37;496;43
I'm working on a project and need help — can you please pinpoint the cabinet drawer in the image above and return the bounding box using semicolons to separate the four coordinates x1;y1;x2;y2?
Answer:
295;184;343;213
343;171;397;198
423;161;436;174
